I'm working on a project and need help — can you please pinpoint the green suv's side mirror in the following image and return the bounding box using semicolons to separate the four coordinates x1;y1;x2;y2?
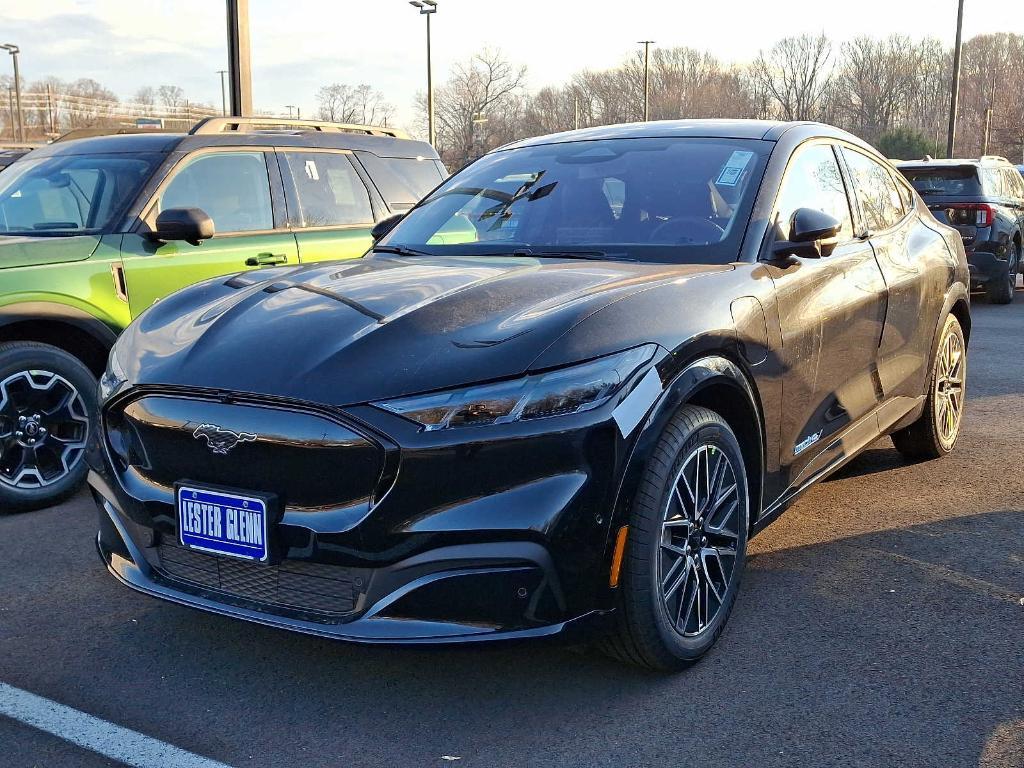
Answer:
149;208;215;246
371;213;404;243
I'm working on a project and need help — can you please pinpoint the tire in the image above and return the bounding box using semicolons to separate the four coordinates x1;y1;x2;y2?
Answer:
0;342;98;513
891;314;966;461
985;244;1018;304
600;405;750;671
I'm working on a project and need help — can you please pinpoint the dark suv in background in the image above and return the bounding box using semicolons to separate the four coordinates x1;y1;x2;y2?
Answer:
897;156;1024;303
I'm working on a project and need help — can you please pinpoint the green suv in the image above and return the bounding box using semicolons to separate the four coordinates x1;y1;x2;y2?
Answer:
0;117;446;511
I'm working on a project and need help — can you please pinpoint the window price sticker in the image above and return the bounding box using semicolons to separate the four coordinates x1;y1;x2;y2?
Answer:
716;150;755;187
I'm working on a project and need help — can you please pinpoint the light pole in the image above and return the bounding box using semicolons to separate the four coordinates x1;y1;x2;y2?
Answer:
217;70;228;116
285;105;296;119
945;0;964;158
225;0;253;116
1;44;23;143
638;40;655;122
409;1;438;146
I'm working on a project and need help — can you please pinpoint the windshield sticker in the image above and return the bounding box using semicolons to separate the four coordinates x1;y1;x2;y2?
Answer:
716;150;755;187
304;159;320;181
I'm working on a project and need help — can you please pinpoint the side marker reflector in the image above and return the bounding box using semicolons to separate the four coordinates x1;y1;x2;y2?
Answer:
609;525;629;587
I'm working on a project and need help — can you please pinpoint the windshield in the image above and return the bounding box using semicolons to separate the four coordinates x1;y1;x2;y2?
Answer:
0;152;162;236
898;166;981;196
383;137;768;264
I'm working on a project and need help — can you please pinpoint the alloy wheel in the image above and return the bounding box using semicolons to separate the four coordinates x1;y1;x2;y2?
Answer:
934;328;965;448
659;442;742;638
0;369;90;489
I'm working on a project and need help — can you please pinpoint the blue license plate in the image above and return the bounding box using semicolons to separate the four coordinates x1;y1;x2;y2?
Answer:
176;485;269;562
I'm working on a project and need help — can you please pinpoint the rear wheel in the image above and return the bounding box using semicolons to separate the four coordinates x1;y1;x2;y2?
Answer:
985;244;1018;304
0;342;97;513
891;314;966;461
601;405;749;671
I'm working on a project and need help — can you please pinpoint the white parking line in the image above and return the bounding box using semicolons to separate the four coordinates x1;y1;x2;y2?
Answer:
0;682;234;768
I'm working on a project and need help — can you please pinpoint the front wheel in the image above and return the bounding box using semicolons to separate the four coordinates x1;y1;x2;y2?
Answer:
601;405;749;671
0;342;97;513
891;314;966;461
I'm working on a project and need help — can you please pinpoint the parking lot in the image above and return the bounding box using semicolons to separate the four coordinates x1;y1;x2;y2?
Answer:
0;292;1018;767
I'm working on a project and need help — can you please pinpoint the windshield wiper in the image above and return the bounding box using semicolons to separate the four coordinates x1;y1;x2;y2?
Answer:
372;245;435;257
916;188;947;195
516;248;630;261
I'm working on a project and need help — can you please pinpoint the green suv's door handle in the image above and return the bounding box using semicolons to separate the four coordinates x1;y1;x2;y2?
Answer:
246;252;289;267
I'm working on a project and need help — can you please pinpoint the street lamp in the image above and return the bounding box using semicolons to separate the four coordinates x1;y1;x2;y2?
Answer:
638;41;655;122
946;0;964;158
0;44;23;143
409;0;438;146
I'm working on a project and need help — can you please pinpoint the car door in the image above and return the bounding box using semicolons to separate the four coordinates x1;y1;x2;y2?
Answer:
276;149;375;264
763;142;888;488
119;148;299;317
842;147;948;406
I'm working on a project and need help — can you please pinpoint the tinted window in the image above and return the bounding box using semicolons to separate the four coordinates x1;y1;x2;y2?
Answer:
385;137;769;265
1001;168;1024;200
0;153;160;234
899;166;982;197
775;144;853;240
159;151;273;233
282;152;372;227
356;153;446;209
844;149;904;232
982;168;1005;197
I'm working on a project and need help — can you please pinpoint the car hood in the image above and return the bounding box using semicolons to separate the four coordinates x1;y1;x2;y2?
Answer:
122;254;729;406
0;234;102;269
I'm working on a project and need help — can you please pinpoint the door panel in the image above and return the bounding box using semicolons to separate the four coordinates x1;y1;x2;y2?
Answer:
277;150;375;264
121;149;297;317
120;233;298;317
765;142;888;487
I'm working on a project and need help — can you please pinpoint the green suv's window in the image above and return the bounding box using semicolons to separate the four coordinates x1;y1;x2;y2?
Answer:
281;152;373;227
0;153;160;235
158;151;273;233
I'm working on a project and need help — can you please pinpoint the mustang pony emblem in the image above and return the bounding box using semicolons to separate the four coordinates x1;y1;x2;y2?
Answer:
192;424;258;455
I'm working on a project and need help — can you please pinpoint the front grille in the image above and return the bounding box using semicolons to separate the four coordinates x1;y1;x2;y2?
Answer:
154;540;363;617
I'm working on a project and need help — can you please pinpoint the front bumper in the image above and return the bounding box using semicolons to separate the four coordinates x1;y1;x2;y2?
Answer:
87;386;645;644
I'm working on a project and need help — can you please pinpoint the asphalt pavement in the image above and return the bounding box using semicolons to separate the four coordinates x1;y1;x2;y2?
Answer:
1;292;1022;768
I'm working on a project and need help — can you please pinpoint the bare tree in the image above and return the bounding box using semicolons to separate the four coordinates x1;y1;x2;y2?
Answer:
753;34;833;121
833;35;922;142
157;85;185;109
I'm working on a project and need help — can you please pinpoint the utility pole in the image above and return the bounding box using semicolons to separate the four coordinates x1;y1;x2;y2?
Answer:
638;41;655;122
217;70;228;116
982;107;993;155
46;83;54;135
1;45;23;142
225;0;253;116
285;105;295;119
945;0;964;158
409;1;438;146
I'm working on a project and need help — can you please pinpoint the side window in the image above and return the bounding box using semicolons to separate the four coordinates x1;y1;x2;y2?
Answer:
842;149;904;232
775;144;854;241
282;152;373;227
1001;168;1023;200
982;168;1005;198
894;174;915;212
158;151;273;233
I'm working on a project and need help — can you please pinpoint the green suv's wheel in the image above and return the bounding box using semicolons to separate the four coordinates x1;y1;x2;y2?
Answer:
986;243;1019;304
602;405;749;671
0;342;97;513
891;314;966;461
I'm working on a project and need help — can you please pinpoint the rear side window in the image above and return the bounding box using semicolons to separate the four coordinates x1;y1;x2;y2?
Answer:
775;144;854;241
843;149;904;232
159;151;273;233
280;152;373;227
899;166;982;197
355;153;446;210
1000;168;1024;200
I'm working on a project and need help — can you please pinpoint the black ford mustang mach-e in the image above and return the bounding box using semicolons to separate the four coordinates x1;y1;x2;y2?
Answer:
88;120;970;670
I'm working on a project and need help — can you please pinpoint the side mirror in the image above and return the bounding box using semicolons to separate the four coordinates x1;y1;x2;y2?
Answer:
371;213;404;242
149;208;214;246
772;208;842;259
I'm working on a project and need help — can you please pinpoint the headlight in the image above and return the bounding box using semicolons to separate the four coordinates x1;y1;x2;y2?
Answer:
98;344;129;403
375;345;657;431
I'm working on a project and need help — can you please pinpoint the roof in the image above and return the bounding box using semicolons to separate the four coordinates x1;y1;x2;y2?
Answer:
499;119;862;151
29;130;439;161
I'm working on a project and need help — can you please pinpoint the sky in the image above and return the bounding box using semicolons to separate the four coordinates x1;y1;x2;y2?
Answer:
2;0;1023;134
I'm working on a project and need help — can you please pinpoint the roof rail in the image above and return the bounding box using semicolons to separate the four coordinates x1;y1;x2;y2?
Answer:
189;116;409;139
